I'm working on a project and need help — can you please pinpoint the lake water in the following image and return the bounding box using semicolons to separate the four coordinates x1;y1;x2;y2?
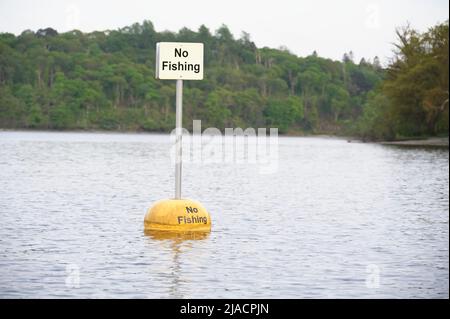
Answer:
0;131;448;298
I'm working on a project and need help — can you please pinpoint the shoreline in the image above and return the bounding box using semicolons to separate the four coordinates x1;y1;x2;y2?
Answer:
0;128;354;140
1;128;448;146
379;137;449;147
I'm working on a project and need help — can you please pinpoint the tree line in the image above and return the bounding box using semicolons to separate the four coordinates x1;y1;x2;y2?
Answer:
0;20;448;140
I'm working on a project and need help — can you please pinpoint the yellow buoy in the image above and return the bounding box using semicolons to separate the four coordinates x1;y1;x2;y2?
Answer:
144;198;211;232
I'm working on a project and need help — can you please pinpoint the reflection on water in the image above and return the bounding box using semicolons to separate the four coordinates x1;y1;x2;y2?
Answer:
0;131;448;298
144;230;210;241
144;230;210;298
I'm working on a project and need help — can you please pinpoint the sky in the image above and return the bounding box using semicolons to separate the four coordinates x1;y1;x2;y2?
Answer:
0;0;448;63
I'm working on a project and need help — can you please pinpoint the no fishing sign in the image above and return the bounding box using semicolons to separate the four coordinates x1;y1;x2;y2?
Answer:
156;42;204;80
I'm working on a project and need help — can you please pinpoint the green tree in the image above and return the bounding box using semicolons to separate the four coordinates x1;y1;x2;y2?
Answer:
383;22;449;136
264;96;303;133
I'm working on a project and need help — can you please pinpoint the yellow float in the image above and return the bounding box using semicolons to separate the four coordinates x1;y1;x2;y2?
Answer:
144;198;211;232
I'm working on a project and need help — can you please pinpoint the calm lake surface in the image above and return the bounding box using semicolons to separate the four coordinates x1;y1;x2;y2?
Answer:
0;131;448;298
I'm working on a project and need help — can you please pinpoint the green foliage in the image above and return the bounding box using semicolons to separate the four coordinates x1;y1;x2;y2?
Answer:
264;96;303;133
27;104;46;128
49;105;75;129
0;20;395;136
358;21;449;140
328;83;350;121
356;91;394;140
0;86;26;127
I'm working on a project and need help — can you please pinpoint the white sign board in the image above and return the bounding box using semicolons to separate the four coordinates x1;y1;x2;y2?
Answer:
156;42;204;80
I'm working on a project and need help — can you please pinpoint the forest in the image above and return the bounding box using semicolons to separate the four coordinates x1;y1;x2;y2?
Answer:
0;20;448;140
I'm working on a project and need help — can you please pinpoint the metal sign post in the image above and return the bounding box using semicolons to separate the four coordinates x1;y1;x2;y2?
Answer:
175;79;183;199
155;42;204;200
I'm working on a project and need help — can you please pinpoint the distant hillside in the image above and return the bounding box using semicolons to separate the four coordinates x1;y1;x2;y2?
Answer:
0;20;447;139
